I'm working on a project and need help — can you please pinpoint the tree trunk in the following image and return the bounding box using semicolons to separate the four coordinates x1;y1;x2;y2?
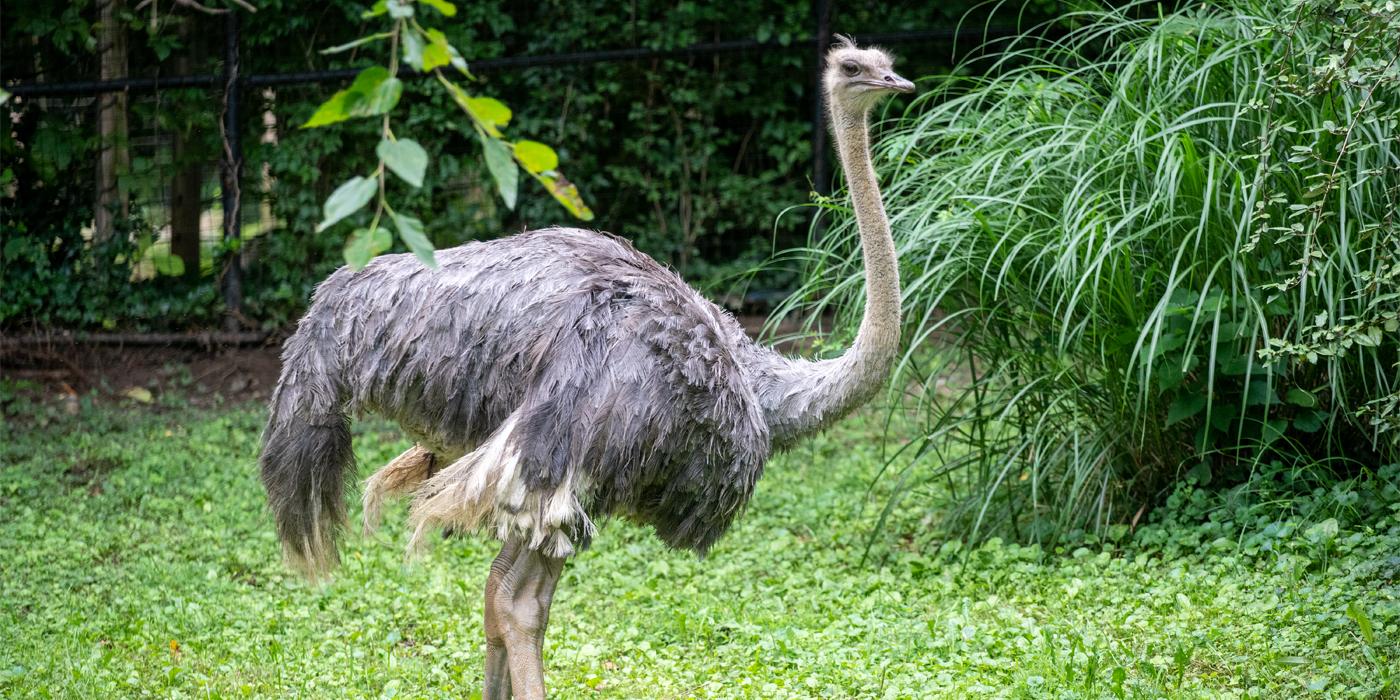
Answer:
170;17;203;278
170;143;203;278
95;0;130;241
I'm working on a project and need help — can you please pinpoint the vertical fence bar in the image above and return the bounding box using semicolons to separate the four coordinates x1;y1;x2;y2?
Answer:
220;10;244;331
811;0;832;237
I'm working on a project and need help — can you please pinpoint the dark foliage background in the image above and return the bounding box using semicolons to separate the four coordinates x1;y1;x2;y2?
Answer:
1;0;1057;330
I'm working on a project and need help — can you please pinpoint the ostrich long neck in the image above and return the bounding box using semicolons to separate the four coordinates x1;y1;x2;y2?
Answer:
753;99;902;445
833;102;902;377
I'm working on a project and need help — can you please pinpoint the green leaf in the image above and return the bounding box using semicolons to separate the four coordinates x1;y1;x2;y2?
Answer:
445;44;471;76
465;96;511;132
1217;346;1252;376
1304;517;1339;544
1245;380;1275;406
377;138;429;188
361;0;387;18
421;29;452;71
1155;358;1187;393
390;212;437;267
422;43;451;72
0;88;11;106
479;134;518;210
1166;394;1206;426
317;176;377;232
1346;601;1375;646
513;140;559;174
152;253;185;277
343;227;392;270
1285;387;1317;407
1292;410;1324;433
1355;325;1384;347
442;90;587;219
535;171;594;221
301;67;396;128
1148;331;1186;359
1208;401;1237;431
361;77;403;116
302;91;356;128
31;123;74;177
1261;418;1289;444
401;28;425;71
347;65;391;96
386;0;414;18
419;0;457;16
1186;461;1211;485
319;32;392;55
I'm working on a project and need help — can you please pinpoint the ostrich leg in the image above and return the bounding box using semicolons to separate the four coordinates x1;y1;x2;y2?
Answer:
488;542;565;700
483;538;522;700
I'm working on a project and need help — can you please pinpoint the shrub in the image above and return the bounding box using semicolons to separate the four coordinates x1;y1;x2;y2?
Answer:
788;0;1400;541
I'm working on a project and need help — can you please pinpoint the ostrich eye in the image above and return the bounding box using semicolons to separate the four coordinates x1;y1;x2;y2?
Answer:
841;61;860;77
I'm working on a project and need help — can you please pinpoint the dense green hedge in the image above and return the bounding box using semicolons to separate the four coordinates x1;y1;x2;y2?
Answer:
1;0;1050;330
794;0;1400;541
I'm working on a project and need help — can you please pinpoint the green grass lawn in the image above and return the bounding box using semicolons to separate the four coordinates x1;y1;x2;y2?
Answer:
1;396;1397;699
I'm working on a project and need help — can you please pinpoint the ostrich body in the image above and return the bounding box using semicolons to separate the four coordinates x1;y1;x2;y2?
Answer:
260;38;911;700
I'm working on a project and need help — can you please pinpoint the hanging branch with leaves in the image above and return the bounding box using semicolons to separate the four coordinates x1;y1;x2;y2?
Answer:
303;0;592;270
1252;0;1400;432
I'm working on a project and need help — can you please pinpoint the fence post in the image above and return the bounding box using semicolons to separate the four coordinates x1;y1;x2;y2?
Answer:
220;10;244;331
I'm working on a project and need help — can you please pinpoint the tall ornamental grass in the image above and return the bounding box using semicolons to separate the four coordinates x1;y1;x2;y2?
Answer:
784;0;1400;541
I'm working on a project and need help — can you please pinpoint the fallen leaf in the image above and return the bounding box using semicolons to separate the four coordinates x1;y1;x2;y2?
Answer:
123;387;154;403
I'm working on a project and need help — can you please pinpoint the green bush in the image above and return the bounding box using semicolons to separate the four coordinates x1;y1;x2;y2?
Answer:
0;197;224;330
788;0;1400;541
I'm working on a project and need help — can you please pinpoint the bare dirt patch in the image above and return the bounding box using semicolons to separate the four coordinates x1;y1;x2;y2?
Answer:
2;339;284;412
1;314;815;417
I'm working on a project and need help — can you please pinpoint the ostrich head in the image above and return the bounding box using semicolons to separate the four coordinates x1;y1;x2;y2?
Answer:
823;36;914;113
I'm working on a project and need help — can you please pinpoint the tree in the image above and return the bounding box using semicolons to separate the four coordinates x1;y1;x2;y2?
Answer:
95;0;130;241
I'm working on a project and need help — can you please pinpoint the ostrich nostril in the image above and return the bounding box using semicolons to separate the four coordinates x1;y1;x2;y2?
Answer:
883;75;894;83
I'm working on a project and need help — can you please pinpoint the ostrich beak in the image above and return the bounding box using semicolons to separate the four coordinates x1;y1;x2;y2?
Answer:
884;72;915;94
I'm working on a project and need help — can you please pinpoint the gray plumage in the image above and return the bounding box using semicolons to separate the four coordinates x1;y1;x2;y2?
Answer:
262;37;912;699
261;42;909;585
263;229;851;572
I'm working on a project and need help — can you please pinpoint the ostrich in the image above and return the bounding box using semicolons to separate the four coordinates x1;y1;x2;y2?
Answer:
260;37;912;700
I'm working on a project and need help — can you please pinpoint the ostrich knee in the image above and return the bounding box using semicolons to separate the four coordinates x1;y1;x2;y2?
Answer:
484;539;522;700
493;548;564;700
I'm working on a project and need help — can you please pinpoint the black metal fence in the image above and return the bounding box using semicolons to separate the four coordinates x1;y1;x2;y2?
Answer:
7;5;1025;331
